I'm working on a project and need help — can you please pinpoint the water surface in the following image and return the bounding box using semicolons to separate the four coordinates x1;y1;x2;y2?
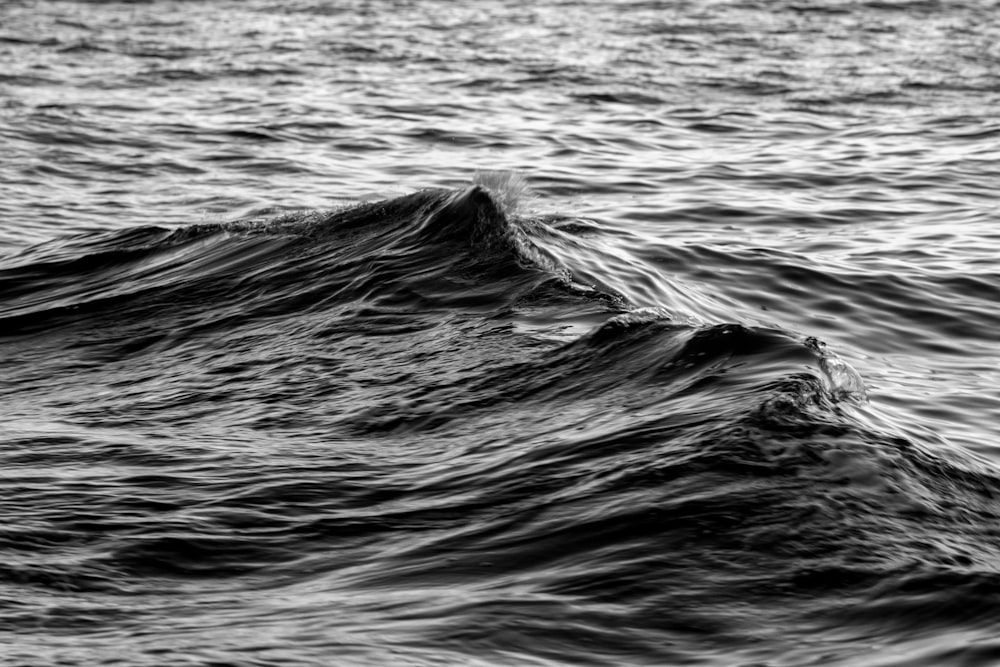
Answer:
2;1;1000;665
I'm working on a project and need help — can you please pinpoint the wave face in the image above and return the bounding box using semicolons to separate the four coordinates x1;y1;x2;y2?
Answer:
3;0;1000;665
2;177;1000;667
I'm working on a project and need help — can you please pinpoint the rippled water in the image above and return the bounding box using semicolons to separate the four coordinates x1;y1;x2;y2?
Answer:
2;1;1000;665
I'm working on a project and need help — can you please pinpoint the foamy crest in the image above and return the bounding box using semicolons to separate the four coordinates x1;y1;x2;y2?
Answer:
473;170;531;217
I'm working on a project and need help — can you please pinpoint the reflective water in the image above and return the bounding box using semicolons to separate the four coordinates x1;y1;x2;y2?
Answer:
2;1;1000;665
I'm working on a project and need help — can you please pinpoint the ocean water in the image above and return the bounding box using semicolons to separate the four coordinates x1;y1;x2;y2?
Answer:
2;1;1000;665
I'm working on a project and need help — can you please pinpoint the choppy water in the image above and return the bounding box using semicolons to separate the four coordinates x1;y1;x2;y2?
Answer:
2;1;1000;665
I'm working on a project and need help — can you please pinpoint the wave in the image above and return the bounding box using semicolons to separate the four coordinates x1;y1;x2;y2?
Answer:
2;176;999;666
0;176;595;336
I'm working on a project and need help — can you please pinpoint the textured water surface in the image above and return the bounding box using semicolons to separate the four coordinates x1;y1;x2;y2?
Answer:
2;1;1000;666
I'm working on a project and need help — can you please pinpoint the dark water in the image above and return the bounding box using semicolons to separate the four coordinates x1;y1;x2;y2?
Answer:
2;1;1000;665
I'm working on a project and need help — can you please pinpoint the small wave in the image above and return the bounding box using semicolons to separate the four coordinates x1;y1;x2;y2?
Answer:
0;182;590;338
